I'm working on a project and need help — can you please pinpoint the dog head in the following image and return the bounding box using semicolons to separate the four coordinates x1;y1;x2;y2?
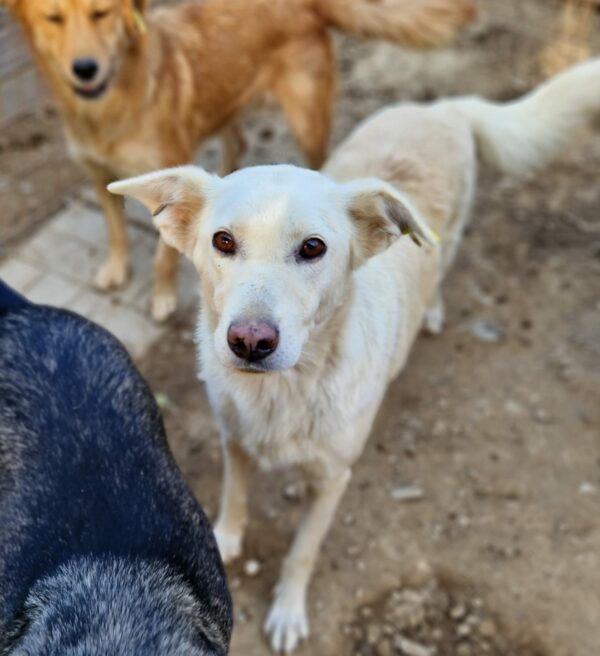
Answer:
109;165;436;373
4;0;147;100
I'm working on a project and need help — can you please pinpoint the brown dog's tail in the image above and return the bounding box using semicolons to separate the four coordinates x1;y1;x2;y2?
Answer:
314;0;477;49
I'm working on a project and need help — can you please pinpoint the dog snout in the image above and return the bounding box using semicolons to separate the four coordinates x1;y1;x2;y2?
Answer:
72;58;99;82
227;321;279;362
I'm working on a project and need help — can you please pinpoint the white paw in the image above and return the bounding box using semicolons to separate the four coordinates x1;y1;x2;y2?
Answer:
151;292;177;323
213;526;243;564
423;304;445;335
264;596;309;654
94;256;128;290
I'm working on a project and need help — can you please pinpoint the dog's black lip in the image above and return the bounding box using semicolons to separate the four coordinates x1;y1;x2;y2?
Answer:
72;77;110;100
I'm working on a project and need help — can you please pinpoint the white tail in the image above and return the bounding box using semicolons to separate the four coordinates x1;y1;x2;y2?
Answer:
445;58;600;177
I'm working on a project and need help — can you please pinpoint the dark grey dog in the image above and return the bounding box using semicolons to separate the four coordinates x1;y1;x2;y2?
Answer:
0;280;232;655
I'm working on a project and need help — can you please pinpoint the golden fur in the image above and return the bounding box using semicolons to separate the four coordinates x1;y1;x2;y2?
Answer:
5;0;476;320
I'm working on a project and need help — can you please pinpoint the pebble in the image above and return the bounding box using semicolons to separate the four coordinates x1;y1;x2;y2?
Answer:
579;481;597;495
243;559;261;577
394;634;434;656
343;512;356;526
470;319;504;343
478;619;497;638
504;400;524;416
533;408;552;424
391;485;425;502
450;604;467;620
282;481;304;502
457;622;472;638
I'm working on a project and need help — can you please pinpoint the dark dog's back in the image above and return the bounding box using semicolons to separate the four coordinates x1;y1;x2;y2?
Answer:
0;281;231;655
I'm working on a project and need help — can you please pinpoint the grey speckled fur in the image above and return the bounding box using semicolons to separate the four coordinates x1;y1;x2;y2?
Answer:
0;280;232;655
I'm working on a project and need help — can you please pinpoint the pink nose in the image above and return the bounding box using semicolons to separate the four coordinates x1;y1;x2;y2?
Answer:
227;321;279;362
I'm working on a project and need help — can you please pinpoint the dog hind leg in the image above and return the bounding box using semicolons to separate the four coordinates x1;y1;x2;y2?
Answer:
220;121;247;176
272;34;336;170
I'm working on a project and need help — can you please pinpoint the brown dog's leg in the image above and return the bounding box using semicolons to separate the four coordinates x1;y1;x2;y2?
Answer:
220;121;247;175
152;240;180;322
273;34;336;169
88;166;130;290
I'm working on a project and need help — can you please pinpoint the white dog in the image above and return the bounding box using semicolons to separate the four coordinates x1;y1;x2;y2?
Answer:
109;58;600;653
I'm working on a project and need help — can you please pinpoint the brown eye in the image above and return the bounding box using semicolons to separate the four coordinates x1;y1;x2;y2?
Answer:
212;231;236;255
91;8;111;20
299;237;326;261
46;13;64;23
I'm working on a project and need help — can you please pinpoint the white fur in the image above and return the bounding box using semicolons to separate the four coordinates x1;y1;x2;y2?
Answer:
108;57;600;653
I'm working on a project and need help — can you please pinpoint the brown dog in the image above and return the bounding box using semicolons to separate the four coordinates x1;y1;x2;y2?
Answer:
4;0;476;320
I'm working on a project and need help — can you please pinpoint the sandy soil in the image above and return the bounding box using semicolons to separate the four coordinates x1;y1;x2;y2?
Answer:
2;0;600;654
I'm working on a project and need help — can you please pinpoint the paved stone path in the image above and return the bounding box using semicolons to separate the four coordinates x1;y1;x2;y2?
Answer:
0;196;198;357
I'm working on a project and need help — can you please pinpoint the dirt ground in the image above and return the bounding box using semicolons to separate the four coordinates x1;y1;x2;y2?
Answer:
2;0;600;654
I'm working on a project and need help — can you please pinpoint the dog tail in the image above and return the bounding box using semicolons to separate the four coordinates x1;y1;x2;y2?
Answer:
314;0;477;49
445;57;600;177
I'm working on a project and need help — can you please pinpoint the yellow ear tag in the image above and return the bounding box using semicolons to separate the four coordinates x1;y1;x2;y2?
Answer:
400;225;441;248
133;9;147;34
400;225;422;248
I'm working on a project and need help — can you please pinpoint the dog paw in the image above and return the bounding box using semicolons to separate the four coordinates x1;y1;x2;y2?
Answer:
151;292;177;323
213;526;243;564
94;257;128;290
264;596;309;654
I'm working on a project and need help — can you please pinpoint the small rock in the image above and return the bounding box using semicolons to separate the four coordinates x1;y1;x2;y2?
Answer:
478;619;497;638
360;606;373;620
504;400;524;416
457;622;472;638
470;320;504;343
343;512;356;526
394;634;434;656
450;604;467;621
243;559;261;577
282;481;305;502
579;481;596;495
391;485;425;502
533;408;552;424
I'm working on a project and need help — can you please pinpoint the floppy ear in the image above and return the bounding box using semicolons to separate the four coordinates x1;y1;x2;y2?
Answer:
343;178;439;268
108;166;219;258
123;0;148;38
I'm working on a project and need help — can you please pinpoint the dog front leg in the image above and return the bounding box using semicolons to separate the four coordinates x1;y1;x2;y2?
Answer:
213;440;252;564
89;169;129;290
152;240;180;322
264;464;351;654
